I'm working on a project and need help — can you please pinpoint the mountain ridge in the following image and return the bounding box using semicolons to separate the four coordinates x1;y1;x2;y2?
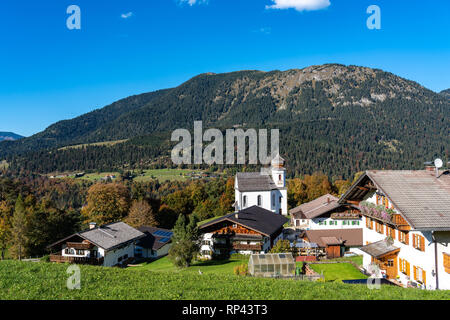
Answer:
440;89;450;99
3;63;449;178
0;132;24;142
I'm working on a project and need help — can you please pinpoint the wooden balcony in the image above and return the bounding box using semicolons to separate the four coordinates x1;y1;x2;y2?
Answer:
232;243;262;251
392;214;411;230
66;242;93;250
50;254;104;265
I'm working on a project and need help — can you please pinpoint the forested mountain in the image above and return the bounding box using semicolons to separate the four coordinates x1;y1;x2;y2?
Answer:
0;132;23;142
440;89;450;99
2;64;449;179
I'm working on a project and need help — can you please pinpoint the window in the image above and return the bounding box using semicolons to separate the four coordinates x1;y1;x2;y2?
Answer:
413;266;426;285
386;226;396;239
342;220;348;226
279;196;282;203
278;174;282;182
76;250;84;255
412;234;425;251
272;194;275;207
443;253;450;274
399;258;410;276
399;231;409;244
243;196;247;207
375;222;384;234
257;195;262;206
319;220;327;226
352;221;360;226
387;259;394;267
366;217;373;229
65;248;75;255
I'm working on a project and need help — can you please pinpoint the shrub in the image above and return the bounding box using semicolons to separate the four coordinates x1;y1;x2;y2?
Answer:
233;263;248;276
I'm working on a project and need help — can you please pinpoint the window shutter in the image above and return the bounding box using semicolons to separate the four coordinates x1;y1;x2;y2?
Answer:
406;233;409;245
420;236;425;251
412;235;416;248
413;266;417;280
406;262;410;277
422;270;426;285
392;229;396;240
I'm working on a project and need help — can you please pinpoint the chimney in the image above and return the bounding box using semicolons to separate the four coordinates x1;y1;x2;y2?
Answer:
327;197;331;204
89;222;97;230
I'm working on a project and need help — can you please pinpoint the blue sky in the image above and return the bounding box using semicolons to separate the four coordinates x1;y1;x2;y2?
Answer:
1;0;449;137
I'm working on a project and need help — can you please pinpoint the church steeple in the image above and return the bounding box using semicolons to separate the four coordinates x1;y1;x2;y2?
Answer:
271;154;286;188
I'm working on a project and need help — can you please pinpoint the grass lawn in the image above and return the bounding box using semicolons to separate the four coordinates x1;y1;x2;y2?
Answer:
307;263;368;281
131;169;208;182
325;255;363;266
1;260;449;300
52;169;215;183
58;139;128;151
77;172;120;182
131;256;247;275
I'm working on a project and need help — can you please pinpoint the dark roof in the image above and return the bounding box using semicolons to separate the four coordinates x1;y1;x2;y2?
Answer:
136;226;173;251
199;206;288;237
235;172;278;192
359;240;400;258
290;194;340;219
303;229;363;248
340;170;450;231
48;222;145;251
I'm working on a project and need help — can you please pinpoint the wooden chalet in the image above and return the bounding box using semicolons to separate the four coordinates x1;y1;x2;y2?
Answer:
199;206;289;259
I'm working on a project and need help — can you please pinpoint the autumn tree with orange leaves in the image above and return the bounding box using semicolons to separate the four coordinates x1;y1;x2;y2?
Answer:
81;183;131;225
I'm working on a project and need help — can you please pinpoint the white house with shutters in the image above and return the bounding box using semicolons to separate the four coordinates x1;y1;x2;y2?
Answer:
234;155;288;215
47;222;145;267
340;169;450;290
290;194;362;230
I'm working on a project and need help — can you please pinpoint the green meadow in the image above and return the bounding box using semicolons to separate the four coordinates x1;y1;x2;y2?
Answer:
1;260;449;300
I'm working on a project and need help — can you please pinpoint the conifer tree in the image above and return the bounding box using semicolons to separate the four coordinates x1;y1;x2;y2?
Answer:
10;195;28;260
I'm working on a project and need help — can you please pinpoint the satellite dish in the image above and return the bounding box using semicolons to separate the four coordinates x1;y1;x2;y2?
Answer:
434;158;443;169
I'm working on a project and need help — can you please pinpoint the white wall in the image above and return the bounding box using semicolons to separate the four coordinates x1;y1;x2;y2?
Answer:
101;243;136;267
361;216;450;290
309;217;362;230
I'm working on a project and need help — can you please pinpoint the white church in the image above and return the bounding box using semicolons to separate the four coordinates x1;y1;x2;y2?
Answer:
234;155;288;215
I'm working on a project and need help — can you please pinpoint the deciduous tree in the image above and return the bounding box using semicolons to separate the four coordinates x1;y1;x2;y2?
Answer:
81;183;131;225
125;200;158;228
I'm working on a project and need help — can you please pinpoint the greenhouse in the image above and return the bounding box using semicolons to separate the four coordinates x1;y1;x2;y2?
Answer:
248;253;296;277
